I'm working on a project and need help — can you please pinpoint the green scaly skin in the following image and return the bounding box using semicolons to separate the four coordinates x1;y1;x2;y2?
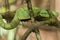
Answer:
0;7;40;30
0;6;59;30
35;9;59;25
0;14;20;30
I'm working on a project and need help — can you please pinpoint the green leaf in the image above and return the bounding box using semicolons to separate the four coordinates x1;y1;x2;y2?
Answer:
10;5;16;12
0;27;8;36
0;7;7;14
7;28;16;40
0;5;16;15
9;0;16;4
0;19;8;36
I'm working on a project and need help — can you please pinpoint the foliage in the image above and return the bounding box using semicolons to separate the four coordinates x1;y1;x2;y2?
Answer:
0;5;16;14
9;0;16;4
0;7;7;14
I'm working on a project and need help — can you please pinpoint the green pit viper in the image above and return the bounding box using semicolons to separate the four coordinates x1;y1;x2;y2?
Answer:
0;6;59;30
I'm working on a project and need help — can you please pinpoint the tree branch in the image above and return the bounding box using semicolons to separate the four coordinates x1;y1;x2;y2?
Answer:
21;21;60;40
5;0;10;10
25;0;35;22
23;21;60;31
34;28;41;40
21;26;34;40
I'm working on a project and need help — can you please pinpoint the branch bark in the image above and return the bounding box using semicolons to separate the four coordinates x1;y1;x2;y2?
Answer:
25;0;35;22
34;28;41;40
21;26;33;40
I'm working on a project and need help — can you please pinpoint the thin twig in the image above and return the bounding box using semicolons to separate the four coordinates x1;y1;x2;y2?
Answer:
21;26;34;40
25;0;35;22
5;0;10;10
21;29;32;40
21;21;46;40
14;27;19;40
46;0;59;28
34;28;42;40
